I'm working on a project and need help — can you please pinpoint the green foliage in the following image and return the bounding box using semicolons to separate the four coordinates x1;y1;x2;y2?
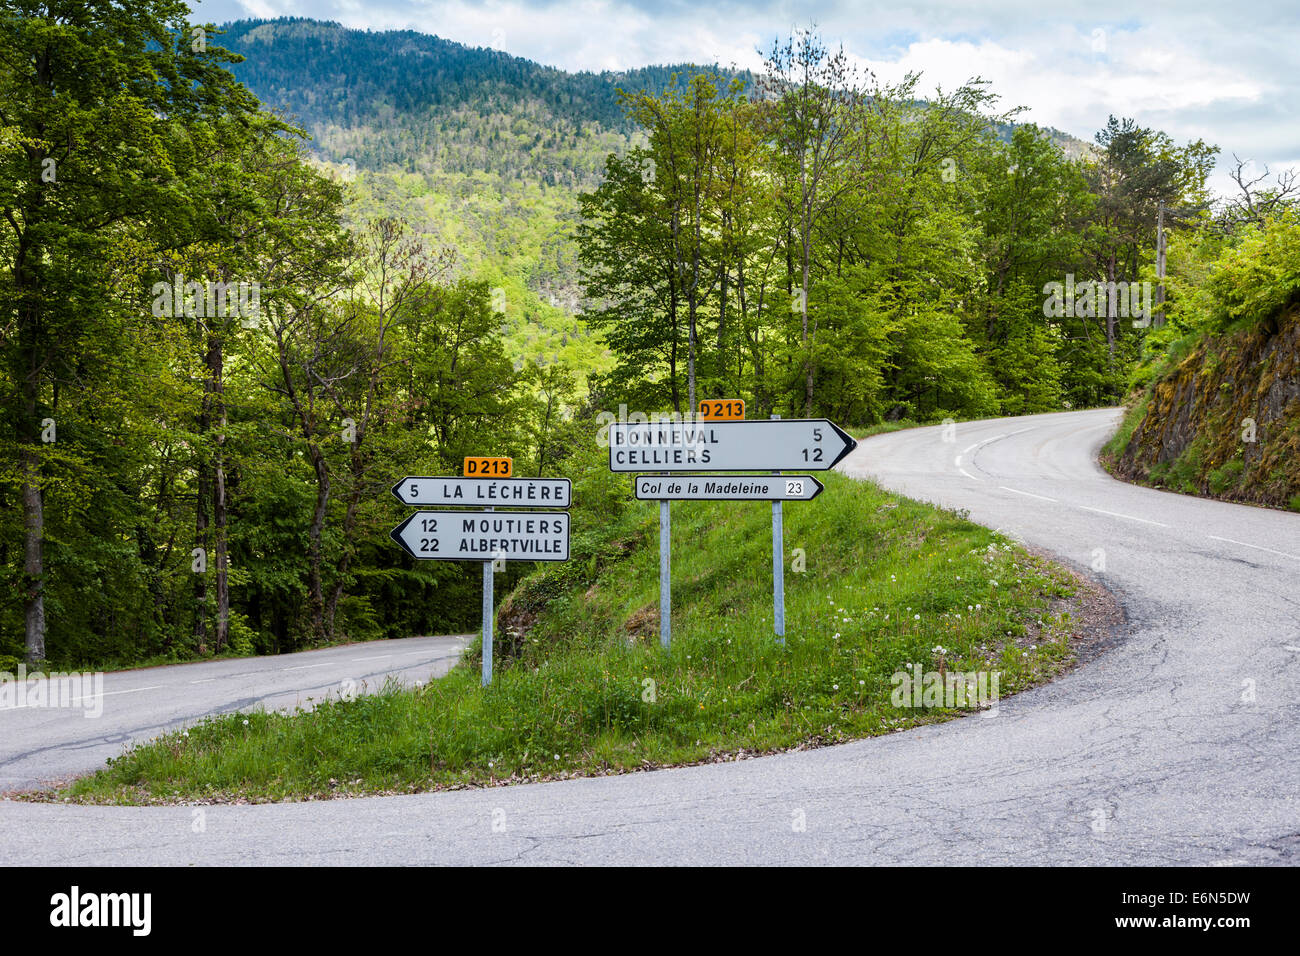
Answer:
0;10;1240;669
1107;206;1300;511
1148;440;1205;494
576;54;1211;423
1207;457;1245;496
1190;213;1300;331
0;6;595;666
1103;393;1149;459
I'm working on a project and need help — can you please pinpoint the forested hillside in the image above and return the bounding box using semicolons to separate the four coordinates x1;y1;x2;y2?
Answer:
218;18;724;379
218;18;1094;390
217;17;701;177
1;6;1243;670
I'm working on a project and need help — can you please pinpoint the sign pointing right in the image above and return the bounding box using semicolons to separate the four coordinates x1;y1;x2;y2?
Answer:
609;418;857;472
634;474;824;501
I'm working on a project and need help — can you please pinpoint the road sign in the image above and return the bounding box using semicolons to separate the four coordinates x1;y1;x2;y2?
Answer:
391;476;570;508
634;474;824;501
463;456;512;477
389;510;569;562
608;419;856;472
698;398;745;420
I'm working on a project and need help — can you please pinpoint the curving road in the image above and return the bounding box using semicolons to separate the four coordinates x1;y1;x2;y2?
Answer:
3;408;1299;865
0;635;468;792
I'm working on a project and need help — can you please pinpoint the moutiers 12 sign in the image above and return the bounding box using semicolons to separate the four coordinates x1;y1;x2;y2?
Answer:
389;510;570;562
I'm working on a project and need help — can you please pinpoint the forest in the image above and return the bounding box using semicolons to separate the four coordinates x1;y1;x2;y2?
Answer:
1;7;1292;668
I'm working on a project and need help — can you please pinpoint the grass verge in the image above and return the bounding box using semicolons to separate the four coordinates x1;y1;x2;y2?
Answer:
54;470;1102;804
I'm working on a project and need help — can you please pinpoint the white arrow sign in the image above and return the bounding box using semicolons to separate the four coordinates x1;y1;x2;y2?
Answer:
634;474;825;501
391;476;571;508
390;511;570;562
608;419;856;472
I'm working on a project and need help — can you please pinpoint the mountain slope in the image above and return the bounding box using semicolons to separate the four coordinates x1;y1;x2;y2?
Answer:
217;17;721;183
209;17;1094;384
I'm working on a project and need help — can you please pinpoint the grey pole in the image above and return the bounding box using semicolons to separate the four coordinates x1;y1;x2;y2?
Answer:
772;414;785;644
659;490;671;650
482;506;493;687
1155;201;1167;326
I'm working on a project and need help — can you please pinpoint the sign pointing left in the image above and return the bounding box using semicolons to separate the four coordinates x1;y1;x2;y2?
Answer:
391;476;571;507
389;510;570;562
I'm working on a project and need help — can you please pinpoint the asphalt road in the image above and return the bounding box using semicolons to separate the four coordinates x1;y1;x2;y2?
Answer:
0;635;467;792
4;407;1299;865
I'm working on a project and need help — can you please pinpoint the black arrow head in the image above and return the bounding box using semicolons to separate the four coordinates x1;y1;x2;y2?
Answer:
808;475;825;499
827;422;858;468
389;513;417;556
390;477;408;504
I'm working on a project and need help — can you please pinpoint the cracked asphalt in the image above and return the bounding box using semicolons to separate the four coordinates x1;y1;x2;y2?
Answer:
3;407;1299;865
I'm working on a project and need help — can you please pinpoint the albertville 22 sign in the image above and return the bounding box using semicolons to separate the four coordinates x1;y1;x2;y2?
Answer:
389;510;570;561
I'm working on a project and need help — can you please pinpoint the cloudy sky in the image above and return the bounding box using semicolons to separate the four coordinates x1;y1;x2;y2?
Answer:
191;0;1297;198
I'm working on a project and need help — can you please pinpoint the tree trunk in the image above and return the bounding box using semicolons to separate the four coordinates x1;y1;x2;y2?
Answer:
1106;252;1117;371
668;284;680;413
802;200;814;416
306;447;330;644
687;297;697;416
194;359;210;651
210;333;229;652
326;444;365;642
21;440;46;665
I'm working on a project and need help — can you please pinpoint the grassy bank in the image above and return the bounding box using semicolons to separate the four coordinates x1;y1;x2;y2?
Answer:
60;468;1090;804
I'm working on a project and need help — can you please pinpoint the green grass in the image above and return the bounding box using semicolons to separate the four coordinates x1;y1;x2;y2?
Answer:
1208;457;1246;496
1148;439;1205;495
60;471;1084;804
850;418;929;439
1103;393;1149;459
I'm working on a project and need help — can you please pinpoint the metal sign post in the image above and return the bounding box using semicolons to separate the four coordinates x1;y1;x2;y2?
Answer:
388;469;571;688
482;506;493;687
659;486;671;650
771;414;785;645
607;409;856;651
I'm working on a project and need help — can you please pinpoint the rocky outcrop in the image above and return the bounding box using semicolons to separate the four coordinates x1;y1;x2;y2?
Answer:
1107;307;1300;510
